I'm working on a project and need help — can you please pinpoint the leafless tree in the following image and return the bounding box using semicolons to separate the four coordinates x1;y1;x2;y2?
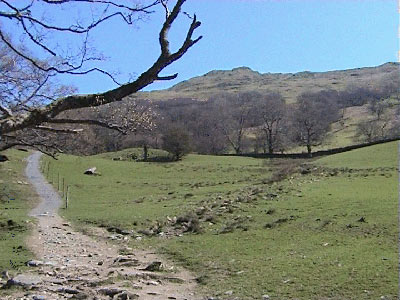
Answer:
356;99;393;143
161;125;191;161
254;92;287;154
376;71;400;100
0;0;202;155
212;92;259;154
192;109;227;155
355;120;388;143
367;100;389;121
291;91;340;154
154;98;227;154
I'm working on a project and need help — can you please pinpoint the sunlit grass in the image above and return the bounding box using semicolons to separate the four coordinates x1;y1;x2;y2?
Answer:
0;150;37;273
43;142;398;299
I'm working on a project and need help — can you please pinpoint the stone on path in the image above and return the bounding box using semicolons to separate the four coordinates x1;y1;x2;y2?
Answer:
26;260;44;267
143;261;163;272
98;287;124;297
2;274;42;289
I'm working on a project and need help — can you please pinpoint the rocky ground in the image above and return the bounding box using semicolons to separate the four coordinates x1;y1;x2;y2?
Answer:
1;152;201;300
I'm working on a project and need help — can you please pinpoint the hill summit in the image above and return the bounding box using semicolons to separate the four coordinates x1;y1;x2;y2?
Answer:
139;62;399;102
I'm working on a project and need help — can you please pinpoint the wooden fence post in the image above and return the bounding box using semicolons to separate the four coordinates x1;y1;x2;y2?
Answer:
65;185;69;209
62;178;65;198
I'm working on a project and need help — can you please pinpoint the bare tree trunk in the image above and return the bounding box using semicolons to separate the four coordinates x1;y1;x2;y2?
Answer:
143;144;148;161
307;144;312;155
268;143;274;154
234;146;241;155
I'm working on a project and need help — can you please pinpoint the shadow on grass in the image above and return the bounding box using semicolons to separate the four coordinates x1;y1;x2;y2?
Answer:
137;156;176;163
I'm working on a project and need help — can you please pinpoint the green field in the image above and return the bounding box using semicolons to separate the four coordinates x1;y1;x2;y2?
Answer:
0;150;37;273
40;141;399;299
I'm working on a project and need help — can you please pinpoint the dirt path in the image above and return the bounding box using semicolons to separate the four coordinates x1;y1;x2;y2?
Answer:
3;152;201;300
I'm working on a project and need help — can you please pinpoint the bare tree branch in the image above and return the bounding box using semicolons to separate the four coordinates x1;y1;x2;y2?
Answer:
41;0;160;14
0;104;12;117
1;0;201;136
0;140;61;158
47;118;127;134
0;0;163;85
35;125;83;134
157;73;178;80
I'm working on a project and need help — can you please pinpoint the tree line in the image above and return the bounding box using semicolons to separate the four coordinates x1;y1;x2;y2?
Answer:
154;84;398;159
62;79;398;160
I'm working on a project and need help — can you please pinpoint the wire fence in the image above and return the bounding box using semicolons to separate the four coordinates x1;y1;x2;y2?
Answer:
40;159;70;210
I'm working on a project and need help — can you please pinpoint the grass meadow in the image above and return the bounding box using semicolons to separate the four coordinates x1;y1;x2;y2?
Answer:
0;150;36;273
40;141;399;299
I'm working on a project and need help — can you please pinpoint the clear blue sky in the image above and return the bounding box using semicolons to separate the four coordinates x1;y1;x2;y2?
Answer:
57;0;398;94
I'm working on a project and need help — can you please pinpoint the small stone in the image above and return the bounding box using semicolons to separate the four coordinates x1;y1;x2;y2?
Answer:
357;216;366;223
27;260;44;267
84;167;97;175
71;293;88;299
262;295;270;300
58;287;80;294
2;274;42;288
1;270;10;280
225;290;233;295
143;261;163;272
117;292;139;300
113;257;140;267
98;287;123;297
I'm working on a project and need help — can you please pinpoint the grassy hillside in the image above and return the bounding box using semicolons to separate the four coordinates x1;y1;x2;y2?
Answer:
42;142;399;299
0;150;37;272
138;62;398;103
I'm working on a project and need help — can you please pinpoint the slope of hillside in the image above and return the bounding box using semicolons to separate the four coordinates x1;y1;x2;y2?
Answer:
139;62;399;102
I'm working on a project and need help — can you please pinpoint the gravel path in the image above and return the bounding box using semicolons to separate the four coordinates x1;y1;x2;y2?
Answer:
26;152;62;218
2;152;201;300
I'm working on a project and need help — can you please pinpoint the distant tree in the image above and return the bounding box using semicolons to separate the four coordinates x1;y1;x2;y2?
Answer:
156;98;228;155
253;129;267;154
162;126;191;161
338;85;384;108
291;92;340;154
255;92;287;154
367;100;389;121
355;98;392;143
377;71;400;100
355;120;388;143
190;109;228;154
387;118;400;139
213;92;260;154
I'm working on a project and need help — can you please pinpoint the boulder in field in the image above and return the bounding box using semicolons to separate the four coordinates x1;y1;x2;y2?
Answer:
84;167;100;176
